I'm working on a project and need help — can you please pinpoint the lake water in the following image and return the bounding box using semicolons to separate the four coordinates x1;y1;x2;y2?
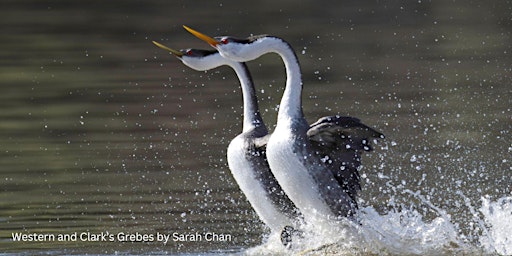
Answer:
1;1;510;255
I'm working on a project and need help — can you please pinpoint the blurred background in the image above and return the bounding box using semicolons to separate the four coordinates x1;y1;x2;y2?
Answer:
1;0;510;254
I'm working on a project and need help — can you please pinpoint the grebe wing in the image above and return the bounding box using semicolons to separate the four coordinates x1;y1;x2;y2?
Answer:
307;115;384;205
307;115;384;152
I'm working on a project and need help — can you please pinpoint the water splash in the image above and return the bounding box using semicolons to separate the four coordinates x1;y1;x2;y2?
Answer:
243;194;511;255
356;206;463;255
479;196;512;255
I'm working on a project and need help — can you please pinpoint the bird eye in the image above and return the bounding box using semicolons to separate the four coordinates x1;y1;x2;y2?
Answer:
186;50;193;56
221;38;229;44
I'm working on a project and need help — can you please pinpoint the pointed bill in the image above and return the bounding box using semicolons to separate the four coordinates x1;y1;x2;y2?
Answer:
152;41;183;57
183;25;220;47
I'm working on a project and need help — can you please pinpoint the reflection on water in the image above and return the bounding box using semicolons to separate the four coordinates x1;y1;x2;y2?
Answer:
1;0;510;255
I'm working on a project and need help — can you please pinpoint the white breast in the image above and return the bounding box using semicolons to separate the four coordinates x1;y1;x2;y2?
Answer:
227;136;295;231
266;126;334;223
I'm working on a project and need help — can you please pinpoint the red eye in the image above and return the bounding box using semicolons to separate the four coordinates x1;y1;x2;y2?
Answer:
221;38;229;44
186;50;193;56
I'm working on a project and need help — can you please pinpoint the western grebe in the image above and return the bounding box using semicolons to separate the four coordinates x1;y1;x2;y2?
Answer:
152;41;302;235
183;27;384;224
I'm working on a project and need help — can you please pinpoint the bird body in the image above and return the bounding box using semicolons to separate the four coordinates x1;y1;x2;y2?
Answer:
218;36;358;221
227;130;300;229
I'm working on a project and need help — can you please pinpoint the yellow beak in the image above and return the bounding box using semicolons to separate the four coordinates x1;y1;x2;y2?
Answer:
183;25;220;47
152;41;183;57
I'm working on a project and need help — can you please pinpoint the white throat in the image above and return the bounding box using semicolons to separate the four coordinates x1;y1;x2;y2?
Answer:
229;63;263;132
256;38;304;123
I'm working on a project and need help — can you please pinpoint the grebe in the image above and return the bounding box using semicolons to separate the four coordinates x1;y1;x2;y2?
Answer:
183;27;384;224
152;41;302;235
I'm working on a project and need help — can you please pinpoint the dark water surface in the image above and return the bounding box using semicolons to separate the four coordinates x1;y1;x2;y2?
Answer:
1;1;510;255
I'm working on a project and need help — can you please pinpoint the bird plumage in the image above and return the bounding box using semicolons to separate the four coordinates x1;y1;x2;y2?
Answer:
183;27;384;222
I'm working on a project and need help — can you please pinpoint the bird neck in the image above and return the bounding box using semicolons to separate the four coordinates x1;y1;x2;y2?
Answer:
259;37;304;124
231;62;265;133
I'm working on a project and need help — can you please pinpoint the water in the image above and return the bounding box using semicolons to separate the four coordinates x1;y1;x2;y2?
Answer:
1;1;510;255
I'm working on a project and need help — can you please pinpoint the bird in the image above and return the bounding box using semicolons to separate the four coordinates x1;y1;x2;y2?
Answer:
151;41;302;236
183;26;384;224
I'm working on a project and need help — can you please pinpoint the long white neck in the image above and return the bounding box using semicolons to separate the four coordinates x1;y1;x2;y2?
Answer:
253;37;304;123
230;63;265;132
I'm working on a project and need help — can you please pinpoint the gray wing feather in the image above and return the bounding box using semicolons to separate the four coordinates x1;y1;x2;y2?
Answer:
307;115;384;207
307;115;384;151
